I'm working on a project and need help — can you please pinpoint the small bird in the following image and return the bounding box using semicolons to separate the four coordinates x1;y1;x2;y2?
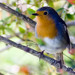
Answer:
32;7;70;71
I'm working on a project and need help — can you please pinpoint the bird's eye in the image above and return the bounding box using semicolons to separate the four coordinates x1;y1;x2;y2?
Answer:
44;12;48;15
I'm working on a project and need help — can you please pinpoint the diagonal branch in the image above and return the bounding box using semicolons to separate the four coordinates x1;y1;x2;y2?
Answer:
0;39;23;52
0;3;75;27
0;35;75;74
0;3;36;27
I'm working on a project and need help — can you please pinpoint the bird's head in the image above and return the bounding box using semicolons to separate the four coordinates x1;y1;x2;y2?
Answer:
32;7;59;24
32;7;58;38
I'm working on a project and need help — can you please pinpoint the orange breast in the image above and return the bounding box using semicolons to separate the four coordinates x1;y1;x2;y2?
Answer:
36;16;57;39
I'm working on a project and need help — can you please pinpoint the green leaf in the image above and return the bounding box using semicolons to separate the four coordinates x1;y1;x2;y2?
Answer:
68;3;72;8
26;0;31;4
0;25;5;30
36;38;45;45
2;29;5;34
27;8;35;15
19;27;25;33
6;27;14;34
46;0;54;7
56;8;64;12
7;23;11;26
12;2;16;6
66;14;74;20
27;32;33;38
27;8;35;19
16;8;21;13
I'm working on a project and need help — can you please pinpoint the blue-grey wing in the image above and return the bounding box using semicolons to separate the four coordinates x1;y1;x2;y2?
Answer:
56;20;70;46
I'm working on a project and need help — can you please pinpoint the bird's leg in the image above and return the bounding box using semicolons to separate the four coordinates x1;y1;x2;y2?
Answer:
55;52;64;73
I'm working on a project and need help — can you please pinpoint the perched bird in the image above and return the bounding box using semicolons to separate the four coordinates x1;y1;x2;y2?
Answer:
32;7;70;71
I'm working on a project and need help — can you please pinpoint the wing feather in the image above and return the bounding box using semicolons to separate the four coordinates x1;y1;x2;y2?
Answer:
56;19;70;45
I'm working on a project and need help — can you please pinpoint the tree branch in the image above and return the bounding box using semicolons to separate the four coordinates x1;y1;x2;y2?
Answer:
0;73;3;75
0;35;75;74
0;3;36;27
0;3;75;27
0;39;23;52
66;21;75;27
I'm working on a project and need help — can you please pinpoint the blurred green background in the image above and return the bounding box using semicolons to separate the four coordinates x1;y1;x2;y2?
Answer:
0;0;75;75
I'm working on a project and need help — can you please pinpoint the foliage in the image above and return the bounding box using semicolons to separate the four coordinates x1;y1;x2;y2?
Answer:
0;0;75;75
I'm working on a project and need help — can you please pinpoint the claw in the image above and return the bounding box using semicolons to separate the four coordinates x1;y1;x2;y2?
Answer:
58;60;63;69
39;50;45;59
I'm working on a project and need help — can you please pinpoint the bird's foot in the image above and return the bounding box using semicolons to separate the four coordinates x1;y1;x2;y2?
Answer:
56;60;63;73
39;50;45;59
58;60;63;69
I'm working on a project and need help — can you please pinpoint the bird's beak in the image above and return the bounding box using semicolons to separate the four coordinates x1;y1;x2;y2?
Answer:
32;13;39;16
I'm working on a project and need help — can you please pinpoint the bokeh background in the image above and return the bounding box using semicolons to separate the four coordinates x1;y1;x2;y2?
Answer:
0;0;75;75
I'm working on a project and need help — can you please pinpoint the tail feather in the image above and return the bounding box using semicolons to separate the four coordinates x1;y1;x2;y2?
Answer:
68;42;75;55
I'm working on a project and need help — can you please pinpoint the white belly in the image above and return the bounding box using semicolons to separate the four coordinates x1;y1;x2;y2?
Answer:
39;37;67;54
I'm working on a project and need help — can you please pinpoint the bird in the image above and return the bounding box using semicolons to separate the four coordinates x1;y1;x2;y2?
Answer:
32;7;70;72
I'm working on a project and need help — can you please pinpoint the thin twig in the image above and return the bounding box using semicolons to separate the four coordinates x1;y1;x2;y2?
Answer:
66;21;75;27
